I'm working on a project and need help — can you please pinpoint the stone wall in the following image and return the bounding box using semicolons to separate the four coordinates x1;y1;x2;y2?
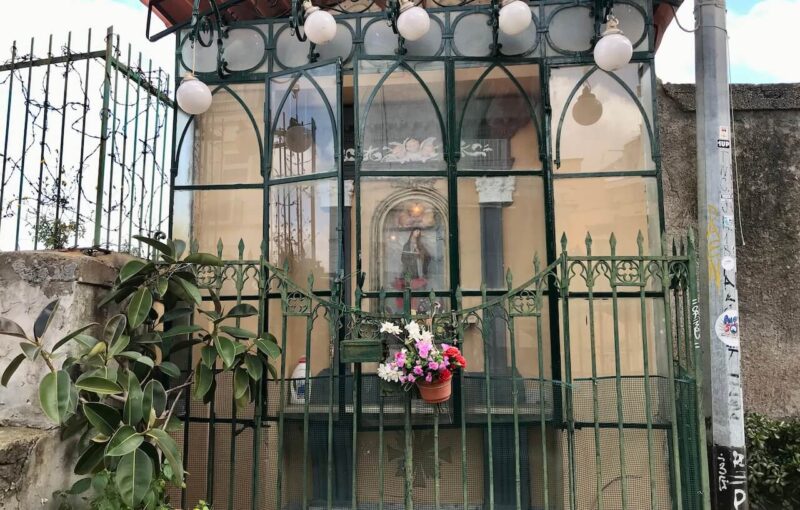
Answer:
659;82;800;419
0;251;127;509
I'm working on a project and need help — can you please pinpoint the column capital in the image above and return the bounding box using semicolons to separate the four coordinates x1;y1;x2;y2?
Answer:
475;176;516;205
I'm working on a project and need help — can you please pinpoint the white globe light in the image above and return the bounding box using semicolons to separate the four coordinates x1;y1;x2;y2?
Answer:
304;5;337;45
397;2;431;42
593;17;633;72
176;74;212;115
498;0;532;36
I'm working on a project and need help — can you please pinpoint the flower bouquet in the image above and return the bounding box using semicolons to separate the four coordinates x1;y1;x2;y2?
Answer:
376;320;467;404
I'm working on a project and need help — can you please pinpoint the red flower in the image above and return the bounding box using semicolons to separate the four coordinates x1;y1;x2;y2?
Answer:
455;355;467;369
445;347;460;358
438;368;452;382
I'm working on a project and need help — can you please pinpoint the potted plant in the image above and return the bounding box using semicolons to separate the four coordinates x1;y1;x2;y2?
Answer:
376;320;467;404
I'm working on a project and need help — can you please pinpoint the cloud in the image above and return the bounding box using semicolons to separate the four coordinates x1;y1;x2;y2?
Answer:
656;0;800;84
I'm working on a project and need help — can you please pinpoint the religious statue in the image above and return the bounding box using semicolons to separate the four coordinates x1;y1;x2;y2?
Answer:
400;228;431;280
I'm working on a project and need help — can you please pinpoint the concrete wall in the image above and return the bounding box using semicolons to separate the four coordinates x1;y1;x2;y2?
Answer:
659;82;800;419
0;251;127;509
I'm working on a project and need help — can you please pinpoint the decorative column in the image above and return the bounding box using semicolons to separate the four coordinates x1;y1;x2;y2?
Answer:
475;176;529;510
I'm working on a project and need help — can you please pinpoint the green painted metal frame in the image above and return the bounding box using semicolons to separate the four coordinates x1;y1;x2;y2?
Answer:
164;0;711;507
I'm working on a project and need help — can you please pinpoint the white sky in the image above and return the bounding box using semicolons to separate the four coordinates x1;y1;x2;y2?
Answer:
656;0;800;83
2;0;798;84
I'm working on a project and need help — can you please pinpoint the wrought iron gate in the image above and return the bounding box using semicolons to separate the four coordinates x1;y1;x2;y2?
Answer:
175;231;709;510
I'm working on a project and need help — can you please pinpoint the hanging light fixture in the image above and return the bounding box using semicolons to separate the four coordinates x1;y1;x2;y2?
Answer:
301;0;337;45
572;85;603;126
498;0;532;36
176;32;212;115
593;15;633;72
396;0;431;41
177;73;213;115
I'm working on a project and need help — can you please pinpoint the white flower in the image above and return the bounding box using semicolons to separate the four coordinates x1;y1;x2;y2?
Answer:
377;362;401;383
380;322;402;335
405;321;421;340
420;329;433;343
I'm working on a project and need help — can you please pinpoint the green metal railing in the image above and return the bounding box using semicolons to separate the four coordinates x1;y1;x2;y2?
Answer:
0;27;173;253
172;231;710;510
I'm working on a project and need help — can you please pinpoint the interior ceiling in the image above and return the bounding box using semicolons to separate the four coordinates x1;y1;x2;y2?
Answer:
142;0;677;51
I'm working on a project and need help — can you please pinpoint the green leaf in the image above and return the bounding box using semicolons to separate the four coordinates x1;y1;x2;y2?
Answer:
68;477;92;495
127;288;153;330
170;276;202;305
109;334;130;358
34;299;60;340
0;318;28;340
243;354;263;381
133;235;173;257
83;402;121;436
255;334;282;359
146;428;183;484
1;354;26;387
233;368;250;400
193;362;213;400
39;370;77;424
74;442;105;475
183;252;223;266
161;324;204;339
172;239;187;259
160;306;193;323
135;356;155;369
73;334;99;349
103;315;127;346
52;323;98;352
155;277;169;298
106;425;143;457
135;332;162;345
158;361;181;379
266;362;278;380
19;342;40;361
75;377;123;395
220;326;257;339
215;336;236;368
226;303;258;318
200;345;217;368
144;380;167;416
123;374;144;425
116;448;153;508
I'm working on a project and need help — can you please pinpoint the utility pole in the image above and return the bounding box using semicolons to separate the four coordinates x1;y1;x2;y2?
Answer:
694;0;748;507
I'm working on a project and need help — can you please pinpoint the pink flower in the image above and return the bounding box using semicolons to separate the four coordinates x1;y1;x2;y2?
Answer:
428;361;439;371
416;339;433;359
413;366;423;376
425;373;433;383
442;357;450;367
395;350;406;365
399;375;407;384
407;374;416;383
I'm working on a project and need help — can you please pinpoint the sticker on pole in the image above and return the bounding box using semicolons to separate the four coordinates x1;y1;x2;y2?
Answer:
715;310;740;347
717;126;731;149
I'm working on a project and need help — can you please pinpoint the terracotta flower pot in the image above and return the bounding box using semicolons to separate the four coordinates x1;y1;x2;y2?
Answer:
416;378;452;404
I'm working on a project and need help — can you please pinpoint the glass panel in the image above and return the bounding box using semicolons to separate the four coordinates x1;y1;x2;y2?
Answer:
455;63;542;170
269;66;339;179
554;176;661;255
274;24;311;70
551;63;655;172
404;15;444;56
359;177;449;293
172;189;263;259
363;19;398;56
177;85;264;186
546;5;593;54
498;9;538;55
316;20;354;63
224;28;266;72
612;3;648;50
457;177;547;289
452;13;492;57
268;179;339;289
358;61;446;171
